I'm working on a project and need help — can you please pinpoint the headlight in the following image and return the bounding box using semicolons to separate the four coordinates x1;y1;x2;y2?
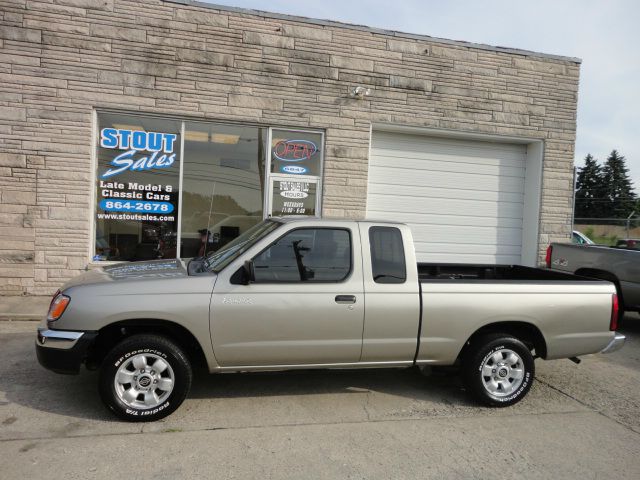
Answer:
47;292;70;321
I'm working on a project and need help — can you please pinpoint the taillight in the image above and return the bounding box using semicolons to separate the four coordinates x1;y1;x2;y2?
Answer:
47;293;70;322
610;293;619;331
545;245;553;268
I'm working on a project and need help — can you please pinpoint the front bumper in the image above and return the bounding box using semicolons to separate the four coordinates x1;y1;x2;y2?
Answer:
600;333;626;354
35;328;98;374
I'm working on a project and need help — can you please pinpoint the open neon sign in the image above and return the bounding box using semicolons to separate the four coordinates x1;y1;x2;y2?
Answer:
273;139;318;162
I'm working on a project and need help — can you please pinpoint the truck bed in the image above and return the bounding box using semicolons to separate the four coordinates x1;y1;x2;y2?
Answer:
417;263;596;282
416;263;615;365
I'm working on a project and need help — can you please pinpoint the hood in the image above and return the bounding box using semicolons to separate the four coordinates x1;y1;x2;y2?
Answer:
60;258;190;291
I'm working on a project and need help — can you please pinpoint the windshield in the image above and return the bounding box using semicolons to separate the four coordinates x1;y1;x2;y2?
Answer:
203;219;281;272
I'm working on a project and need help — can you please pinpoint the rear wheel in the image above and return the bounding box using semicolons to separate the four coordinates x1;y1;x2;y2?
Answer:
463;334;534;407
98;334;192;422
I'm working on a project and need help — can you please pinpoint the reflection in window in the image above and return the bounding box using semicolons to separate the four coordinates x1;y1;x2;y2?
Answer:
253;229;351;282
180;123;266;258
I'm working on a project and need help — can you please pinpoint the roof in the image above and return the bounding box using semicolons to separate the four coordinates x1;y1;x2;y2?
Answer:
166;0;581;64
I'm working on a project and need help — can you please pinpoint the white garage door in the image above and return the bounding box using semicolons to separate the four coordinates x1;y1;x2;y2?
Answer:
367;131;527;264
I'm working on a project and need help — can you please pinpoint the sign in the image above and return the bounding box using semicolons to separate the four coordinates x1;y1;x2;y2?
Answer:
271;130;322;177
279;181;309;199
272;181;316;216
273;139;318;162
96;124;180;222
100;128;178;179
281;165;308;174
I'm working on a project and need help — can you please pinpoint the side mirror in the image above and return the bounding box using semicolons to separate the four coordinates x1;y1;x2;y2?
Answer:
243;260;255;285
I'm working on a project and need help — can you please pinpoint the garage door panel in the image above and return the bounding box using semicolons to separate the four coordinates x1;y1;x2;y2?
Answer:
373;132;526;158
367;184;524;204
376;149;522;169
368;166;526;193
414;242;523;256
410;225;522;246
367;194;524;218
372;131;522;150
366;210;524;229
370;155;525;178
367;131;526;264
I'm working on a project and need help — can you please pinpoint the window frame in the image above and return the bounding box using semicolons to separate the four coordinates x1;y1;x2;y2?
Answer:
249;226;354;284
369;226;407;284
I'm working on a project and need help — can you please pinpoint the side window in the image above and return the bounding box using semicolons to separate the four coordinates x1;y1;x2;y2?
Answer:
369;227;406;284
253;228;351;282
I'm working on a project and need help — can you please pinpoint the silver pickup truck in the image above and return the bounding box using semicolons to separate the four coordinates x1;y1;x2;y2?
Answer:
547;242;640;315
36;218;625;421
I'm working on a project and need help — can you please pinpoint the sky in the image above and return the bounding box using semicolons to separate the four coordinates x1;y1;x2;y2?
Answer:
201;0;640;186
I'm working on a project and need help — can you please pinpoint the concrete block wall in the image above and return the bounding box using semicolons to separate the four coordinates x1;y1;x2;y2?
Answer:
0;0;580;295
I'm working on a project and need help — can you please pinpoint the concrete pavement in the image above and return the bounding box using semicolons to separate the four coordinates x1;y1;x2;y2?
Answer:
0;318;639;479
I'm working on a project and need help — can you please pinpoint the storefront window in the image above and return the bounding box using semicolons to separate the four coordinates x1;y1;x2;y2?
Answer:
93;113;323;262
179;122;266;257
94;113;181;261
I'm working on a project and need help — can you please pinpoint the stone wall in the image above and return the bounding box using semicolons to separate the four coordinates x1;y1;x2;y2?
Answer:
0;0;580;295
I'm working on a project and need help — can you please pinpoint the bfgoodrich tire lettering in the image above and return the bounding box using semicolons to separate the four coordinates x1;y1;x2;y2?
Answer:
99;334;192;422
463;334;534;407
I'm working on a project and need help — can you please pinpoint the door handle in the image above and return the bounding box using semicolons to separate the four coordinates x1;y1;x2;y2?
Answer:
335;295;356;304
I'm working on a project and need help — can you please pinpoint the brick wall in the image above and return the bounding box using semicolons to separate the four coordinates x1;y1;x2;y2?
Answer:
0;0;580;295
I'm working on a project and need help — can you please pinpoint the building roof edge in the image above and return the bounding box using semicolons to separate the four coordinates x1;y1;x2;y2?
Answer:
164;0;582;64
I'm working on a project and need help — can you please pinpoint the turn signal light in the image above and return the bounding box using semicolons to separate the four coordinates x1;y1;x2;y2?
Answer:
47;293;70;321
610;293;619;331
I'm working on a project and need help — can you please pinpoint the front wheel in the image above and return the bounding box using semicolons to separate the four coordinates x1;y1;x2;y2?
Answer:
98;334;192;422
462;334;534;407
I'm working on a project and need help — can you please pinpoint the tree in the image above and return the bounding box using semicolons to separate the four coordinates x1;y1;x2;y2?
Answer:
574;154;604;219
601;150;636;219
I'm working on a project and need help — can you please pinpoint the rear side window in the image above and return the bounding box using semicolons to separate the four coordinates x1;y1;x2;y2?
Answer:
253;228;352;282
369;227;406;284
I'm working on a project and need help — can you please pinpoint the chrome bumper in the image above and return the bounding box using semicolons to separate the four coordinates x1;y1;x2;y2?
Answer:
37;328;85;350
600;333;626;354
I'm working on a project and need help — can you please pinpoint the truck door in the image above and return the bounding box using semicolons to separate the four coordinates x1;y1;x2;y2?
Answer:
210;225;365;366
359;223;421;363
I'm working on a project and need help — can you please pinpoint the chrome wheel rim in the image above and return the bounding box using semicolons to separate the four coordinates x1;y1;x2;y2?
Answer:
114;353;174;409
481;348;525;397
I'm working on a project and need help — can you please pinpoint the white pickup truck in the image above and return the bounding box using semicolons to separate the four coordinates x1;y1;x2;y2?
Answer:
36;218;624;421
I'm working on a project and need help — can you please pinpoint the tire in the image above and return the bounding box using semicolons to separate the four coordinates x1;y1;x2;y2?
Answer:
462;334;534;407
98;334;192;422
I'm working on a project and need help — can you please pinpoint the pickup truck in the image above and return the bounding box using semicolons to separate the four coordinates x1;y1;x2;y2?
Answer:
36;218;625;421
547;242;640;316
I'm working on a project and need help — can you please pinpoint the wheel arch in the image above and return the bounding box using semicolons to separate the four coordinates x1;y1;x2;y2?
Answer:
88;318;208;370
456;321;548;363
